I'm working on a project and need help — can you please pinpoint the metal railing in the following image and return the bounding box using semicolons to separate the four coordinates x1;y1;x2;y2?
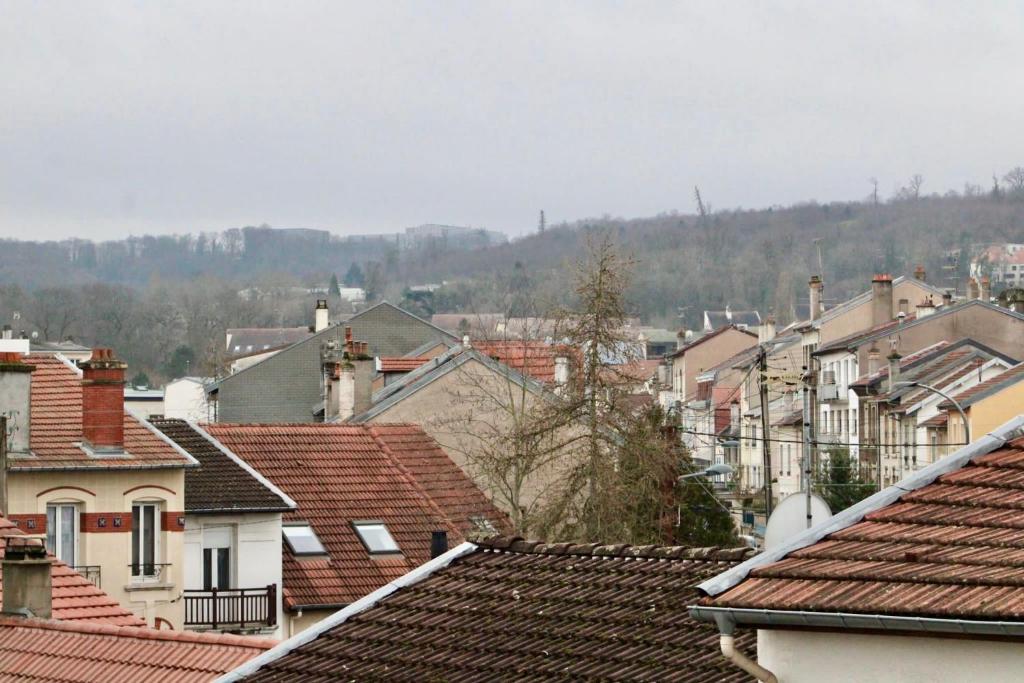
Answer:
71;565;101;588
183;585;277;631
128;563;172;583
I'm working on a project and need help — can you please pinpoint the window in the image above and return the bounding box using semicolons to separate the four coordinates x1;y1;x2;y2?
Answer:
46;503;79;566
203;548;230;590
283;523;327;556
352;521;401;554
132;502;161;578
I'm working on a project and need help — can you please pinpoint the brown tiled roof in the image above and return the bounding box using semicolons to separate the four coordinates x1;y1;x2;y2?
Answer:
945;363;1024;409
15;355;191;470
149;419;293;513
0;518;144;626
473;340;562;383
708;435;1024;621
669;325;757;359
203;423;511;610
235;537;756;682
377;356;431;373
0;615;273;681
920;412;949;427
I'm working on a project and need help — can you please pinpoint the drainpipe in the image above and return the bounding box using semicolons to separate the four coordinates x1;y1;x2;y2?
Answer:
713;613;778;683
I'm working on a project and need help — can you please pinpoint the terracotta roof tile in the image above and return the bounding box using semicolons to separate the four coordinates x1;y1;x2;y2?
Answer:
203;423;510;609
15;355;190;470
708;437;1024;620
946;363;1024;408
473;340;563;383
377;356;432;373
0;615;272;682
237;539;756;682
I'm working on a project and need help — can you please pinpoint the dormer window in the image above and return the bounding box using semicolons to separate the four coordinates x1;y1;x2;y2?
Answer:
283;523;327;556
352;521;401;555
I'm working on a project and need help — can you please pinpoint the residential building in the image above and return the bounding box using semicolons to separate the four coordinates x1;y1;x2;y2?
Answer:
164;376;214;421
942;363;1024;450
971;242;1024;288
124;384;164;417
200;422;510;635
209;302;457;423
692;416;1024;683
1;350;196;628
152;419;296;637
668;325;758;406
703;306;761;333
219;537;755;682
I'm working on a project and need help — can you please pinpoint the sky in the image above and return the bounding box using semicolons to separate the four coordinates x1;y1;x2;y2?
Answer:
3;1;1024;241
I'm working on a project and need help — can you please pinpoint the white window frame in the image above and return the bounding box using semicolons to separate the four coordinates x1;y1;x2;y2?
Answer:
351;520;402;555
46;502;80;567
131;501;162;581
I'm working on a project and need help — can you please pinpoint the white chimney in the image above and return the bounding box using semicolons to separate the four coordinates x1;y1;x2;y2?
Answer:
314;299;329;333
758;316;776;343
0;353;34;455
916;297;936;318
554;356;570;386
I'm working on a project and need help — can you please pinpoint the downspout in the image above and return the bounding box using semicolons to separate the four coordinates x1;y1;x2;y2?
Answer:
714;613;778;683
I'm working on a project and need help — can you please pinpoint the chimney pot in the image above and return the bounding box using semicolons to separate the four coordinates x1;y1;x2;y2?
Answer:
871;274;895;327
80;348;127;452
2;541;51;619
430;530;448;559
914;265;926;282
808;276;823;322
315;300;330;333
887;352;902;392
980;276;991;302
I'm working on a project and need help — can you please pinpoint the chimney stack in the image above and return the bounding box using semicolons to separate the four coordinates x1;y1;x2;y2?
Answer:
2;541;51;619
554;355;570;387
887;352;902;393
0;353;34;456
323;328;373;420
808;276;823;322
916;297;936;318
980;276;991;303
1;326;10;340
968;277;980;301
914;265;926;282
758;315;777;343
80;348;127;452
871;274;894;328
430;530;448;559
942;290;954;307
867;345;881;376
314;299;329;333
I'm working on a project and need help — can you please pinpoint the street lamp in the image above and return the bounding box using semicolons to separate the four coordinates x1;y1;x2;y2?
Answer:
892;380;970;445
678;463;734;480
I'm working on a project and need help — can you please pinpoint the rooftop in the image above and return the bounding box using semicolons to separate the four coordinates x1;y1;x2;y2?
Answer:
202;423;510;609
223;537;756;682
944;363;1024;409
669;325;757;359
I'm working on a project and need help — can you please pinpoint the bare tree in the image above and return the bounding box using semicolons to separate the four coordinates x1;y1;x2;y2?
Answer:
1003;167;1024;197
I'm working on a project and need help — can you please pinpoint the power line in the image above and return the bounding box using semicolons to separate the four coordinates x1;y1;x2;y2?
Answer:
679;427;967;449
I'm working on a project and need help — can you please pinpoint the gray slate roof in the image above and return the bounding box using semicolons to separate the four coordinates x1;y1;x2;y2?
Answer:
211;302;458;423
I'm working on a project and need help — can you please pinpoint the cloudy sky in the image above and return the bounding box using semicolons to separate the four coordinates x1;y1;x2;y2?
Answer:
3;2;1023;241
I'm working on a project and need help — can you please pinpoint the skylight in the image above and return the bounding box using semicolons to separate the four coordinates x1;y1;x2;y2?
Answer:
352;521;401;554
283;523;327;556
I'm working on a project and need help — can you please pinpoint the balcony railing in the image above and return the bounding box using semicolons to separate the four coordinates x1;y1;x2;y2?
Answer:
71;565;101;588
184;585;277;632
128;563;172;584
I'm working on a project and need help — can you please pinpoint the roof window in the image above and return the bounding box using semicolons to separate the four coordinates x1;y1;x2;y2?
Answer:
352;521;401;554
283;523;327;556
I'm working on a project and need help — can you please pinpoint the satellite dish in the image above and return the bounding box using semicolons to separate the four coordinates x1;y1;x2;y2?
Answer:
764;493;832;550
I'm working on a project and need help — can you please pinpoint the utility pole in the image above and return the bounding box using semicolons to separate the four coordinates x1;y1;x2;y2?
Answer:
758;346;773;518
801;362;818;528
0;416;7;517
538;210;546;234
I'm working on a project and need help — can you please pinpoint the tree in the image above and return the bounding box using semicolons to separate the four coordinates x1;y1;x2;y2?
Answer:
1003;167;1024;198
161;345;196;380
130;372;151;388
343;263;365;288
814;448;875;513
328;273;341;296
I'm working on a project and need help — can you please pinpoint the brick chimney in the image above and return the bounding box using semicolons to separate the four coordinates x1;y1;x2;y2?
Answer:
0;353;34;456
968;277;980;301
871;274;894;328
980;276;991;303
322;328;373;420
808;276;823;322
80;348;127;452
913;264;926;282
314;299;330;333
2;541;51;618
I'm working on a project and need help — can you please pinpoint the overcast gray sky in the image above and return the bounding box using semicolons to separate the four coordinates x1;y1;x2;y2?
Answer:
3;1;1023;241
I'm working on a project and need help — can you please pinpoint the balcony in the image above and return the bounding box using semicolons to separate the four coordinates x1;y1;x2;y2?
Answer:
70;565;101;588
184;585;278;632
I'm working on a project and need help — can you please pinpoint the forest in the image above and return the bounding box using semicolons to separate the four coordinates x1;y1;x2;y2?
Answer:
3;170;1024;383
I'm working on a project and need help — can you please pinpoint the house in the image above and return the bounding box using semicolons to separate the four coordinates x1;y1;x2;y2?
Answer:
703;306;761;333
667;325;758;405
0;515;144;625
1;350;196;628
971;242;1024;288
940;363;1024;451
199;422;510;636
348;342;579;527
209;302;457;423
691;416;1024;683
151;419;296;637
218;537;755;682
164;376;214;421
123;383;164;417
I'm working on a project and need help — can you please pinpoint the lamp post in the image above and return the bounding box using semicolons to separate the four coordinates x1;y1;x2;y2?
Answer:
892;380;970;445
678;463;734;480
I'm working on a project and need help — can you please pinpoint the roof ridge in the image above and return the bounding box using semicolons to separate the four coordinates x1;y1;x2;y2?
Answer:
0;615;276;649
475;535;754;561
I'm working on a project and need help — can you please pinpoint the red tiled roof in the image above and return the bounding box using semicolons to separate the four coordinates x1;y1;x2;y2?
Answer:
707;436;1024;620
473;340;562;383
946;363;1024;408
0;518;144;626
203;423;511;609
599;358;662;384
849;341;950;388
378;356;431;373
16;355;190;470
236;538;756;683
0;615;273;682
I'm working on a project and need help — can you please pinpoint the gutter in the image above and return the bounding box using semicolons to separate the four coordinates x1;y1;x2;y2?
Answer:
703;610;777;683
690;605;1024;638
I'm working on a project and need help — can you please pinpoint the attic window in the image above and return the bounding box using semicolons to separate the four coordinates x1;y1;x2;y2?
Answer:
352;521;401;554
283;523;327;556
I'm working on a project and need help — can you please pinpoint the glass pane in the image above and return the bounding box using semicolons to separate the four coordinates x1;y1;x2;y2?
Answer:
354;523;400;553
217;548;230;590
203;548;212;590
282;524;327;555
60;506;75;566
143;505;155;574
46;507;56;557
131;506;140;575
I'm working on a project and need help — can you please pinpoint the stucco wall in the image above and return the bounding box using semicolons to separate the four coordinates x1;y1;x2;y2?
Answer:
819;279;938;345
285;607;336;637
758;628;1024;683
9;468;186;628
674;329;757;401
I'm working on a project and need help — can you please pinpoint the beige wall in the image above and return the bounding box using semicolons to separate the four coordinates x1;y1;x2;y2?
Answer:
819;279;938;345
285;607;335;637
9;468;187;629
948;380;1024;446
759;628;1024;683
673;329;757;401
364;357;579;530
